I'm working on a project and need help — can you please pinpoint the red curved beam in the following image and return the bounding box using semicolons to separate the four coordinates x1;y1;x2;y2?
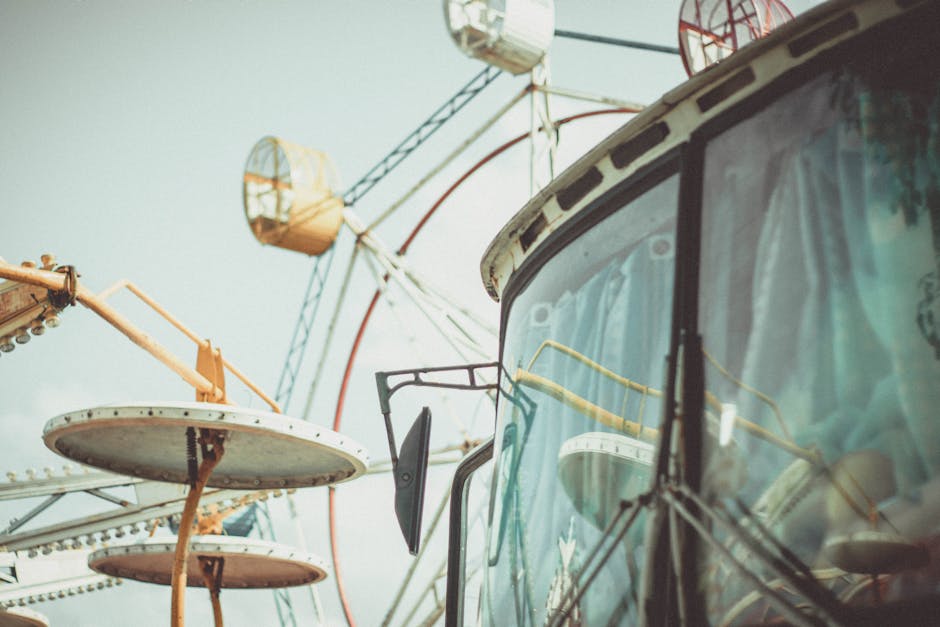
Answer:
329;291;380;627
328;107;636;627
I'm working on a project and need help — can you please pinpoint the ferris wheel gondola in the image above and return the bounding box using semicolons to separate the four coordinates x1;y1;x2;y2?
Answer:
444;0;555;75
678;0;793;75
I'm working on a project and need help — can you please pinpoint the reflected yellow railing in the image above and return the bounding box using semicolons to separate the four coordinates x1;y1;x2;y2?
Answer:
514;369;660;440
515;339;818;464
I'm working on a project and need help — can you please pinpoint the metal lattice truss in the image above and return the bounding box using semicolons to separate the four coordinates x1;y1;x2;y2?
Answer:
0;465;286;607
0;468;284;555
0;549;121;610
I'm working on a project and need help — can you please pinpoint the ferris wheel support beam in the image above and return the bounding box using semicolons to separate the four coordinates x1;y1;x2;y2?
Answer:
397;554;447;627
341;66;502;208
554;29;681;55
274;246;336;413
533;83;645;111
529;63;557;195
253;502;298;627
366;86;531;233
382;483;453;627
300;245;361;422
286;492;327;626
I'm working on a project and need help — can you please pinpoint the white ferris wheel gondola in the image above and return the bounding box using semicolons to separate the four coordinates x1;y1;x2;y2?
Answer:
444;0;555;75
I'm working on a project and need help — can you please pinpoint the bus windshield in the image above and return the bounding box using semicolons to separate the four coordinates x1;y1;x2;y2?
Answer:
482;174;678;625
698;34;940;623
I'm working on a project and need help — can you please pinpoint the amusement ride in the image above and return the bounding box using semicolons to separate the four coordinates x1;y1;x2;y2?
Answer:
4;0;940;626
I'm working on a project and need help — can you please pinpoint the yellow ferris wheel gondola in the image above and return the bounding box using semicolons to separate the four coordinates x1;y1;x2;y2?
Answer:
242;136;344;256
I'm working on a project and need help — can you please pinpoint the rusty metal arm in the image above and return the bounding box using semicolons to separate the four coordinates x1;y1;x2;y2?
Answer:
0;261;280;413
98;279;280;413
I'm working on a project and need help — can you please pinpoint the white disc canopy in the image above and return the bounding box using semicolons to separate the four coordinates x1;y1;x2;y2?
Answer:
43;402;369;489
557;432;655;531
0;607;49;627
89;536;328;589
243;136;344;256
444;0;555;74
823;531;929;575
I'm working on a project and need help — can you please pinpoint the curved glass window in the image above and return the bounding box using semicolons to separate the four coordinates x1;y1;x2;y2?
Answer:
698;36;940;623
482;174;678;625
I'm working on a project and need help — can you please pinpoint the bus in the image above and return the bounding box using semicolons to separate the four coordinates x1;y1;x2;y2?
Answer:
383;0;940;624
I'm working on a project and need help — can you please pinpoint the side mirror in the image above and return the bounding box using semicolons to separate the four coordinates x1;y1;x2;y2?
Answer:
394;407;432;555
375;363;504;555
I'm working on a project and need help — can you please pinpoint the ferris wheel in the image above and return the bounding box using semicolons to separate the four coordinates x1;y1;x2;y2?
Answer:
239;2;685;625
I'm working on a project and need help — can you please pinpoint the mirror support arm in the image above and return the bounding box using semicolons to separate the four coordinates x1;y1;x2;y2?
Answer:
375;361;501;464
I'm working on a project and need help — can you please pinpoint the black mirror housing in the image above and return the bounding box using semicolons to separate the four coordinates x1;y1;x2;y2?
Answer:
394;407;432;555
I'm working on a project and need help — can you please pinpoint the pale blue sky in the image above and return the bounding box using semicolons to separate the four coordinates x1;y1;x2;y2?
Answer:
0;1;818;625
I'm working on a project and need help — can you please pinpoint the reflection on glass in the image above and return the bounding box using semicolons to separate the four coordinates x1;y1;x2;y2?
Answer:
464;457;494;625
699;45;940;623
482;175;678;625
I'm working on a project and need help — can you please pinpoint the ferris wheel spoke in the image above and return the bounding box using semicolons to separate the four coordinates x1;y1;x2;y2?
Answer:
361;247;491;364
356;229;496;347
298;245;362;421
374;273;479;439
